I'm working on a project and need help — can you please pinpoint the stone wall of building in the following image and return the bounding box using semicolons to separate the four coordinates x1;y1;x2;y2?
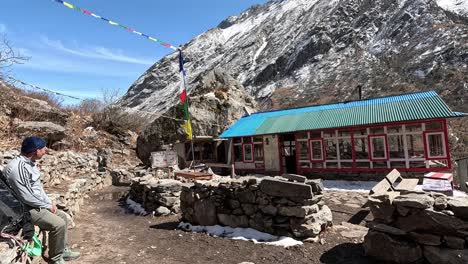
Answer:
364;191;468;263
180;175;332;239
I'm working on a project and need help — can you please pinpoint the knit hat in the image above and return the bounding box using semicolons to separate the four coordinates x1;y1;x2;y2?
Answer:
21;137;47;154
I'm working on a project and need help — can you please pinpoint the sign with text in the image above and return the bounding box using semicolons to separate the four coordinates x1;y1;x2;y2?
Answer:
151;150;178;168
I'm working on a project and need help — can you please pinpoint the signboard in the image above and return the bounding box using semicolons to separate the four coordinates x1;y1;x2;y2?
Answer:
422;172;453;192
151;150;178;168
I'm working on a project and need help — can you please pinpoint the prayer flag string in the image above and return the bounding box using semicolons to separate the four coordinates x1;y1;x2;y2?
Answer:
51;0;178;50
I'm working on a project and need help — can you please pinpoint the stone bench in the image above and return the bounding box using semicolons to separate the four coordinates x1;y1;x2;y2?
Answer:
370;169;418;195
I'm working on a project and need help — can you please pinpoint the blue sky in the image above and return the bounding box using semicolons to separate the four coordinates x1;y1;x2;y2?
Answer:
1;0;269;105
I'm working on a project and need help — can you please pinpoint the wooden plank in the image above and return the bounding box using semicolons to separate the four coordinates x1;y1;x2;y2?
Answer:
174;171;212;180
370;179;393;195
385;169;401;184
394;179;419;191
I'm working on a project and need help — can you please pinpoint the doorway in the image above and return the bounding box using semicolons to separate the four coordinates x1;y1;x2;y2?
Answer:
279;134;297;174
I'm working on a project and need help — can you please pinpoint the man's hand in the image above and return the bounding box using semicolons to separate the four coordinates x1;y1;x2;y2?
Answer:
50;203;57;214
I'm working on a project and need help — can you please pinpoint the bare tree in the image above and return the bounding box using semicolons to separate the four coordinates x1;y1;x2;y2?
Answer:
0;35;28;78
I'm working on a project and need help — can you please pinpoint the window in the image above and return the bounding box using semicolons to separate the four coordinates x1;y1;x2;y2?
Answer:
254;145;264;161
425;132;446;159
309;139;324;161
426;121;443;131
297;141;309;160
243;144;254;162
407;134;424;159
339;138;352;160
388;135;405;159
369;135;388;160
325;138;337;160
354;138;368;159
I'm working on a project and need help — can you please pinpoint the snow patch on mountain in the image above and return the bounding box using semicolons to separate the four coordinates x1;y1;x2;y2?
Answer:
436;0;468;16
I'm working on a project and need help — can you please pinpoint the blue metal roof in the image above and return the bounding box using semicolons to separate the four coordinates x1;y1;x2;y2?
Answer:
219;91;462;138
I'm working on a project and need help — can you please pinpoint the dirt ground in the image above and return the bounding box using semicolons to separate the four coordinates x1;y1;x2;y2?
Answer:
61;186;376;264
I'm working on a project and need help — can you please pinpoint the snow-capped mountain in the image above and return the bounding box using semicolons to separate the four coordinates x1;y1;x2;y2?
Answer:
119;0;467;114
117;0;468;161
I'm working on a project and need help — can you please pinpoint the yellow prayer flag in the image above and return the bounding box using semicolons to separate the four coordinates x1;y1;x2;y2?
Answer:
63;2;74;9
181;120;193;140
148;37;158;42
109;21;118;26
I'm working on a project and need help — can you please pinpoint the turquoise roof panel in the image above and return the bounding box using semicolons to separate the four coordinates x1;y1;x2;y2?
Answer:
219;91;462;138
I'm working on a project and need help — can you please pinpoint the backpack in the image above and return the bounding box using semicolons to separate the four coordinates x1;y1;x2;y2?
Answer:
0;169;34;240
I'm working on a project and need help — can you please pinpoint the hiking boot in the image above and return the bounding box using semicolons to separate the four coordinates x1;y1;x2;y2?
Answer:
49;258;65;264
63;248;80;261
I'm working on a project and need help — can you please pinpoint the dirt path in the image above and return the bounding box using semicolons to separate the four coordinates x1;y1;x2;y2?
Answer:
65;186;375;264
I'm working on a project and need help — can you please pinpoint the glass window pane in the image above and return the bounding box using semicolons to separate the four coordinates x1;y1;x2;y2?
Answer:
341;162;353;168
373;161;388;168
354;128;367;136
339;139;352;160
409;160;426;168
310;140;323;160
233;138;242;144
354;138;369;159
428;133;445;157
388;125;403;134
370;127;384;134
426;122;443;131
325;139;337;160
296;133;308;139
356;162;370;168
406;124;422;132
338;130;351;137
253;136;263;143
323;130;335;138
371;136;387;159
326;162;339;168
254;145;263;161
234;145;242;162
388;135;405;159
310;131;321;138
298;141;308;160
312;163;324;168
390;161;406;168
243;137;252;143
407;134;424;159
428;159;448;168
243;144;253;161
299;161;310;168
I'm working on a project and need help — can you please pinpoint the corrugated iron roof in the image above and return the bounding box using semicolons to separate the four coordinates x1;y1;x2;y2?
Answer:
219;91;463;138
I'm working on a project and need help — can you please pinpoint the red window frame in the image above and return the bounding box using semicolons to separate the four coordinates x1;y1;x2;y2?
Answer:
423;130;447;160
368;134;389;161
242;143;254;163
308;138;325;162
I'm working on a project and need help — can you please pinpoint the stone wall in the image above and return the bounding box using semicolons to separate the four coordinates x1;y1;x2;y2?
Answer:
129;176;188;216
364;191;468;263
180;175;332;239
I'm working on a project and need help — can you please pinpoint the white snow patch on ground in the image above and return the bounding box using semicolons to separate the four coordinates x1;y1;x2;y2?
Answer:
178;222;302;248
126;197;147;215
324;180;378;192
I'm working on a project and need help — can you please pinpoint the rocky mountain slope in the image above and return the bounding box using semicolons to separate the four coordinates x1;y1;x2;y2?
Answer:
117;0;467;160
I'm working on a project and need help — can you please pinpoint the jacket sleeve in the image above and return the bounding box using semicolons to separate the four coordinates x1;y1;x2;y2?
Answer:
7;164;52;210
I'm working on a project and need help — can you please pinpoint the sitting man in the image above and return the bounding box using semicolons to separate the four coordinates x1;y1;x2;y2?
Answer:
2;136;80;264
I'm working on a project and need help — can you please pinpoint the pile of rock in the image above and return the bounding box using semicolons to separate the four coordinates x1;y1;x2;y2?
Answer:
129;176;188;216
180;175;332;239
364;191;468;263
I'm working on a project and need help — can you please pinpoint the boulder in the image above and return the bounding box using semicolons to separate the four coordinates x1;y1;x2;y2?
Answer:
447;197;468;220
367;192;399;223
394;209;468;237
443;236;465;249
423;246;468;264
364;231;423;263
282;173;306;183
369;223;406;236
16;121;66;144
155;206;171;216
278;205;319;218
393;193;434;209
259;178;312;199
305;179;324;194
408;232;442;246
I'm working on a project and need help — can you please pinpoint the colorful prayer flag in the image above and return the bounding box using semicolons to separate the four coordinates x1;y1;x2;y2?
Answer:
179;50;192;140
